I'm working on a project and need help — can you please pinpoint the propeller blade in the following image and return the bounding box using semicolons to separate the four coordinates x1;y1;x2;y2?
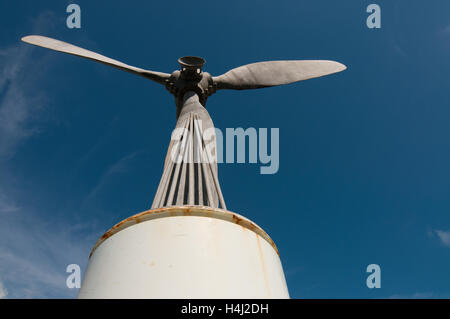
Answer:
21;35;170;85
213;60;346;90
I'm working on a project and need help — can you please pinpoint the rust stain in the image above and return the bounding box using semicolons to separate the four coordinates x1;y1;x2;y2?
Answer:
89;206;280;258
256;234;271;297
232;214;247;231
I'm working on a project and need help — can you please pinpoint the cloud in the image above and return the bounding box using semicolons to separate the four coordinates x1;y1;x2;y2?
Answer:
0;11;105;298
435;230;450;247
0;31;51;161
81;151;141;207
0;193;19;213
0;12;58;219
441;25;450;36
0;206;102;298
0;280;8;298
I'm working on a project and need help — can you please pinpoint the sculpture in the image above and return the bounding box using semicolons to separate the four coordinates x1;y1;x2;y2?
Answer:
21;35;346;210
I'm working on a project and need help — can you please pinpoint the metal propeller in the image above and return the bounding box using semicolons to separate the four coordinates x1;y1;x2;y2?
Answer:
21;35;346;93
21;35;171;85
213;60;346;90
21;34;347;211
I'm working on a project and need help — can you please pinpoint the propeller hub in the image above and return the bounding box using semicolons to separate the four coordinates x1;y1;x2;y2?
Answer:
178;56;205;80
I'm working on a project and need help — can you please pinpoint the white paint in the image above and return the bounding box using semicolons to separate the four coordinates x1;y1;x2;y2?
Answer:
78;207;289;298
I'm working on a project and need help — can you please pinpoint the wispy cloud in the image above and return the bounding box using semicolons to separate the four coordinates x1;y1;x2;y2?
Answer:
0;36;49;160
0;11;104;298
0;193;19;213
0;12;56;219
81;151;141;207
440;25;450;36
0;208;102;298
0;279;8;298
435;230;450;247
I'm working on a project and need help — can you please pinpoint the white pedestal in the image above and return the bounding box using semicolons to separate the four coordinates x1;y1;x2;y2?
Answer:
78;206;289;299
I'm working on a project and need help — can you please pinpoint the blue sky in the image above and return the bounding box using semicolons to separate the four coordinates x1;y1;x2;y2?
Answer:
1;0;450;298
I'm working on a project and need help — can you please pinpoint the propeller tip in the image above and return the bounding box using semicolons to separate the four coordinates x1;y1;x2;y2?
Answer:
21;35;47;45
334;61;347;72
21;35;35;44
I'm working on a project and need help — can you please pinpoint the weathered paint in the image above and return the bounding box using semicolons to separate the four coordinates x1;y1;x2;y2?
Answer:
89;205;279;257
79;206;289;299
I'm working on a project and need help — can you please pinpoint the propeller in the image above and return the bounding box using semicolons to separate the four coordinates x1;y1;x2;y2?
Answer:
213;60;346;90
21;35;346;94
21;35;170;85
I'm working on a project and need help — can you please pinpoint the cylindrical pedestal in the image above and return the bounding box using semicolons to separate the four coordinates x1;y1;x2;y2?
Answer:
78;206;289;298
